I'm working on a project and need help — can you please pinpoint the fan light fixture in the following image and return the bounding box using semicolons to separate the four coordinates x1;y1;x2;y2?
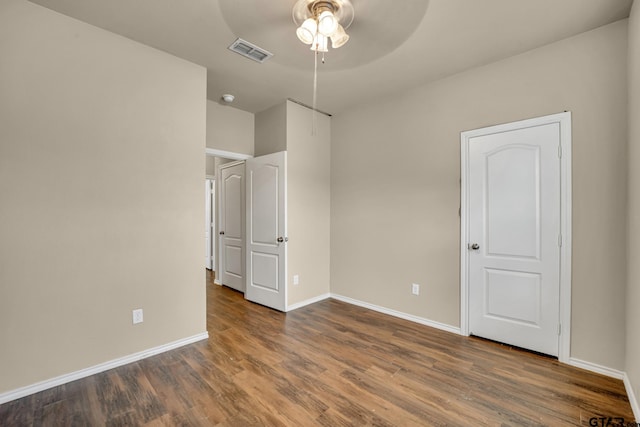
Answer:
293;0;353;52
292;0;354;132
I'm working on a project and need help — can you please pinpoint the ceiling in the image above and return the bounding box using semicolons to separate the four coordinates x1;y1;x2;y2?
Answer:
28;0;633;115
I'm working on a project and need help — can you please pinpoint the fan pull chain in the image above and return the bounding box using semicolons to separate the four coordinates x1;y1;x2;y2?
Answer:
312;49;318;136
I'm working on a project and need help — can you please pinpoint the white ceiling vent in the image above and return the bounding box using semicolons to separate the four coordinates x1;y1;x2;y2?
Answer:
228;38;273;63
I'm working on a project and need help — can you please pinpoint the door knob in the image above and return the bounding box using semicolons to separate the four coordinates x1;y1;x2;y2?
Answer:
277;237;288;243
219;231;225;235
468;243;480;250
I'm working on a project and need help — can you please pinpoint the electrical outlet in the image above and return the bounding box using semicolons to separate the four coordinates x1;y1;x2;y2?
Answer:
293;275;299;285
132;308;144;324
412;283;420;296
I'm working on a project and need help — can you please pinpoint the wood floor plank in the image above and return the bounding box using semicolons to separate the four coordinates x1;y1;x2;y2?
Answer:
0;269;635;426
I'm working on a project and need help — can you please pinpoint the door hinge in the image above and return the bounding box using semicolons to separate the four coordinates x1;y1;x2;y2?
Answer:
558;324;562;336
558;144;562;158
558;234;562;247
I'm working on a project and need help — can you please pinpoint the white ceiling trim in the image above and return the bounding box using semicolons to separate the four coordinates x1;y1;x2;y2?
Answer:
205;148;253;160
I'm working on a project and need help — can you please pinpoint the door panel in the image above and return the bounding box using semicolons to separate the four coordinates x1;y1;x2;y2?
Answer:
484;269;541;325
224;175;242;238
251;252;279;291
251;164;278;244
219;162;245;292
486;146;540;259
224;246;242;277
245;152;287;311
467;122;560;356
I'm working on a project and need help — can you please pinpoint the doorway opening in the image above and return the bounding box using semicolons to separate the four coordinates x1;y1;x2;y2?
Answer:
205;149;253;287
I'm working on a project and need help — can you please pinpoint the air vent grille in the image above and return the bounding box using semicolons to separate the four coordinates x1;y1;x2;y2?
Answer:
228;38;273;63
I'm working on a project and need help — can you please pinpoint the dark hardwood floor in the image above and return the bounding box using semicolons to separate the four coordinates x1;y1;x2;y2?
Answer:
1;270;635;426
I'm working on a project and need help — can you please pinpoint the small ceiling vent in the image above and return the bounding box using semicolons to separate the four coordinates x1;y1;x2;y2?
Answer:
228;38;273;63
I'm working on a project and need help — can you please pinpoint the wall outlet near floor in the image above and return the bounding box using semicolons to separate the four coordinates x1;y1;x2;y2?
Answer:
293;275;299;285
132;308;144;324
412;283;420;296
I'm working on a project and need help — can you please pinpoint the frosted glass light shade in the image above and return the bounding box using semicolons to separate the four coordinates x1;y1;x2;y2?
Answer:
317;10;338;36
296;18;317;45
330;24;349;48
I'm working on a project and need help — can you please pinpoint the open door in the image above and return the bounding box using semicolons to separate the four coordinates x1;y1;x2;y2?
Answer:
245;151;287;311
205;179;213;270
218;161;245;292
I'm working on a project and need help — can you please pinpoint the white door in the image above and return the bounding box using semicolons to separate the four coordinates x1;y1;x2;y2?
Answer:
245;151;287;311
205;179;212;270
218;161;245;292
209;179;216;271
463;116;564;357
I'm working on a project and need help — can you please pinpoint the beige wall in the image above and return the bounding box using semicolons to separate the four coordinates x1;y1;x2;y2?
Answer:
206;100;254;155
0;0;207;394
286;101;331;306
206;155;216;176
626;0;640;413
254;103;287;157
331;21;628;369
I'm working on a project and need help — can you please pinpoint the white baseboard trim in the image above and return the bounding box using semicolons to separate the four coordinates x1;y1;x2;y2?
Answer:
623;373;640;422
287;293;331;312
214;279;221;285
0;332;209;405
330;293;461;336
568;357;640;420
567;357;625;379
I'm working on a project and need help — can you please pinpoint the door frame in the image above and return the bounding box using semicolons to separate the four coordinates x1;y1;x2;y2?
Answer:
459;111;572;363
206;148;254;285
206;148;253;161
